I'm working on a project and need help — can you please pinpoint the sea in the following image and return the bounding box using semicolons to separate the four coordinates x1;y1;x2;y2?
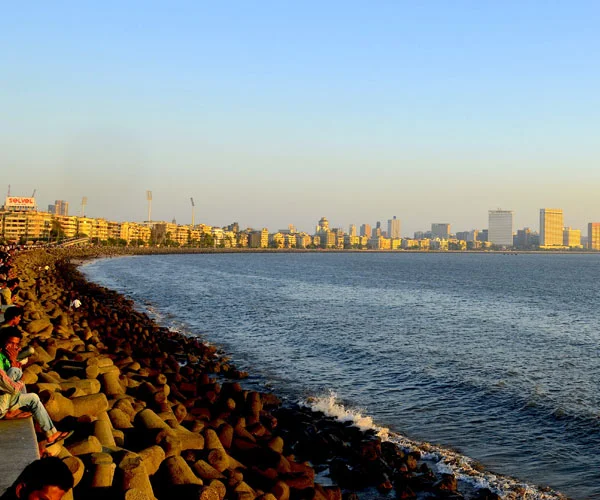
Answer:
81;252;600;499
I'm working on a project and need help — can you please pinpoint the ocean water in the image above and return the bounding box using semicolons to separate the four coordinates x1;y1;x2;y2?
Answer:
82;252;600;499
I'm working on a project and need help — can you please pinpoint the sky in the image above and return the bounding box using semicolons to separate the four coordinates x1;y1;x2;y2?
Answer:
2;1;599;235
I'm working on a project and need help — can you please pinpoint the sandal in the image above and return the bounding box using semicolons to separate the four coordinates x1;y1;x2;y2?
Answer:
4;409;33;419
46;430;73;445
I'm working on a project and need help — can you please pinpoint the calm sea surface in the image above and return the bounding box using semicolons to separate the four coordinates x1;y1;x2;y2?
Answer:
82;252;600;499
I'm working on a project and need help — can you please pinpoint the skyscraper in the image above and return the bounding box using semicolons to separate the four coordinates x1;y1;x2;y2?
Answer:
55;200;69;216
488;209;513;247
360;224;371;237
431;223;450;239
387;216;401;239
48;200;69;216
588;223;600;250
539;208;564;247
349;224;357;237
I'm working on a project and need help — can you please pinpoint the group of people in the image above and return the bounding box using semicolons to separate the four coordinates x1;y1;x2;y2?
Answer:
0;247;74;499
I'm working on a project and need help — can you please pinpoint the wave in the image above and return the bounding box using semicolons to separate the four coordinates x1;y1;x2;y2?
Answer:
301;391;567;500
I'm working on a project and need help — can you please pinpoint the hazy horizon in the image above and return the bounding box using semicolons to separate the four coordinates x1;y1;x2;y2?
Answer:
3;2;599;235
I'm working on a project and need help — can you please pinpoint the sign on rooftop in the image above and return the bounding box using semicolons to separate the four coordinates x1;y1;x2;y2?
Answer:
4;197;37;210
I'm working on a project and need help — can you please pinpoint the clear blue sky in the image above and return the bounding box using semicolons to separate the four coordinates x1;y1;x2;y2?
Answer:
2;1;599;235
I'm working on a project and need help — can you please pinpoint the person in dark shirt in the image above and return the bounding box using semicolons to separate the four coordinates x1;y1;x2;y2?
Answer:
0;457;73;500
1;307;23;329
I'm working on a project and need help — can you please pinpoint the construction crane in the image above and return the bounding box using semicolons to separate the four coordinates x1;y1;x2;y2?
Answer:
31;189;36;197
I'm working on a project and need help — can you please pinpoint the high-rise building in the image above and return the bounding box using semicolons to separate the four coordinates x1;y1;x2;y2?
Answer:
55;200;69;216
539;208;564;247
488;209;514;247
360;224;371;237
588;223;600;250
431;223;450;239
563;227;581;248
349;224;357;237
387;216;401;239
47;200;69;216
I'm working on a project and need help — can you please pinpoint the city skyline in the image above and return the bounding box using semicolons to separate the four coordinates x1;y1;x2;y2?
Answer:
3;2;600;234
2;190;598;237
4;194;599;247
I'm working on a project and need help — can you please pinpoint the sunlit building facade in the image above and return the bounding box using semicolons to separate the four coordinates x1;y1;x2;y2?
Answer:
562;227;581;248
539;208;564;248
588;223;600;250
387;216;401;239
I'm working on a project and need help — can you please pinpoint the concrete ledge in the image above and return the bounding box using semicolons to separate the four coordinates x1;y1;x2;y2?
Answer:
0;418;40;495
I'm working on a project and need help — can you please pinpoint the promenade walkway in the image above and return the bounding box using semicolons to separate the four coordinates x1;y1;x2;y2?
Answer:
0;418;40;494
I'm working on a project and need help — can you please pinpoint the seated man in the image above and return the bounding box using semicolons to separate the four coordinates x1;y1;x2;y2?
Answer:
0;327;70;444
0;279;19;307
0;456;73;500
1;306;23;329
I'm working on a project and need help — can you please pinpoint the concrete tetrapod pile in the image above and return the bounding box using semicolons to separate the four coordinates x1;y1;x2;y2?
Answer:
6;247;501;500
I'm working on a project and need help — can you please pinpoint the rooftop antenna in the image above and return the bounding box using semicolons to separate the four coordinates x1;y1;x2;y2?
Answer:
190;197;195;227
81;196;88;217
146;191;152;222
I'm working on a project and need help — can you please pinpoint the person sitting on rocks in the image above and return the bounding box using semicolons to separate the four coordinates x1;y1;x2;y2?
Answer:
68;291;81;311
1;306;24;329
0;327;25;384
0;278;20;308
0;456;74;500
0;327;70;444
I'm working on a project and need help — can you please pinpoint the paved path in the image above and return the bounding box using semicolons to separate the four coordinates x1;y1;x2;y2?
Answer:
0;418;40;494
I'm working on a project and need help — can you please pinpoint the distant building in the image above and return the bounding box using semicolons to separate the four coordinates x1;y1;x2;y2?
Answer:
488;209;514;247
387;216;401;239
563;227;581;248
588;223;600;250
514;228;534;249
455;231;469;241
315;217;336;248
249;228;269;248
48;200;69;216
539;208;564;247
1;211;52;242
477;229;488;242
317;217;329;232
226;221;240;233
414;231;425;240
360;224;371;237
431;223;450;239
348;224;357;237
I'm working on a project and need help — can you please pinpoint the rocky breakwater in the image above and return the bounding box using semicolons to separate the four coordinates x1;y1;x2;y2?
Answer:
9;248;500;500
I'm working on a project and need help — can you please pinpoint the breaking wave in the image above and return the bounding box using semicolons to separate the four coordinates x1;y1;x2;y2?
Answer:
302;391;567;500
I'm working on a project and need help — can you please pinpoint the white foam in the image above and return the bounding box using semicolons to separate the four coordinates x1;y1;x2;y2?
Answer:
301;390;567;500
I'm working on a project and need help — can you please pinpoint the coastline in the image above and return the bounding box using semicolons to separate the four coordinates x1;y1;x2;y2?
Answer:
8;247;567;499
